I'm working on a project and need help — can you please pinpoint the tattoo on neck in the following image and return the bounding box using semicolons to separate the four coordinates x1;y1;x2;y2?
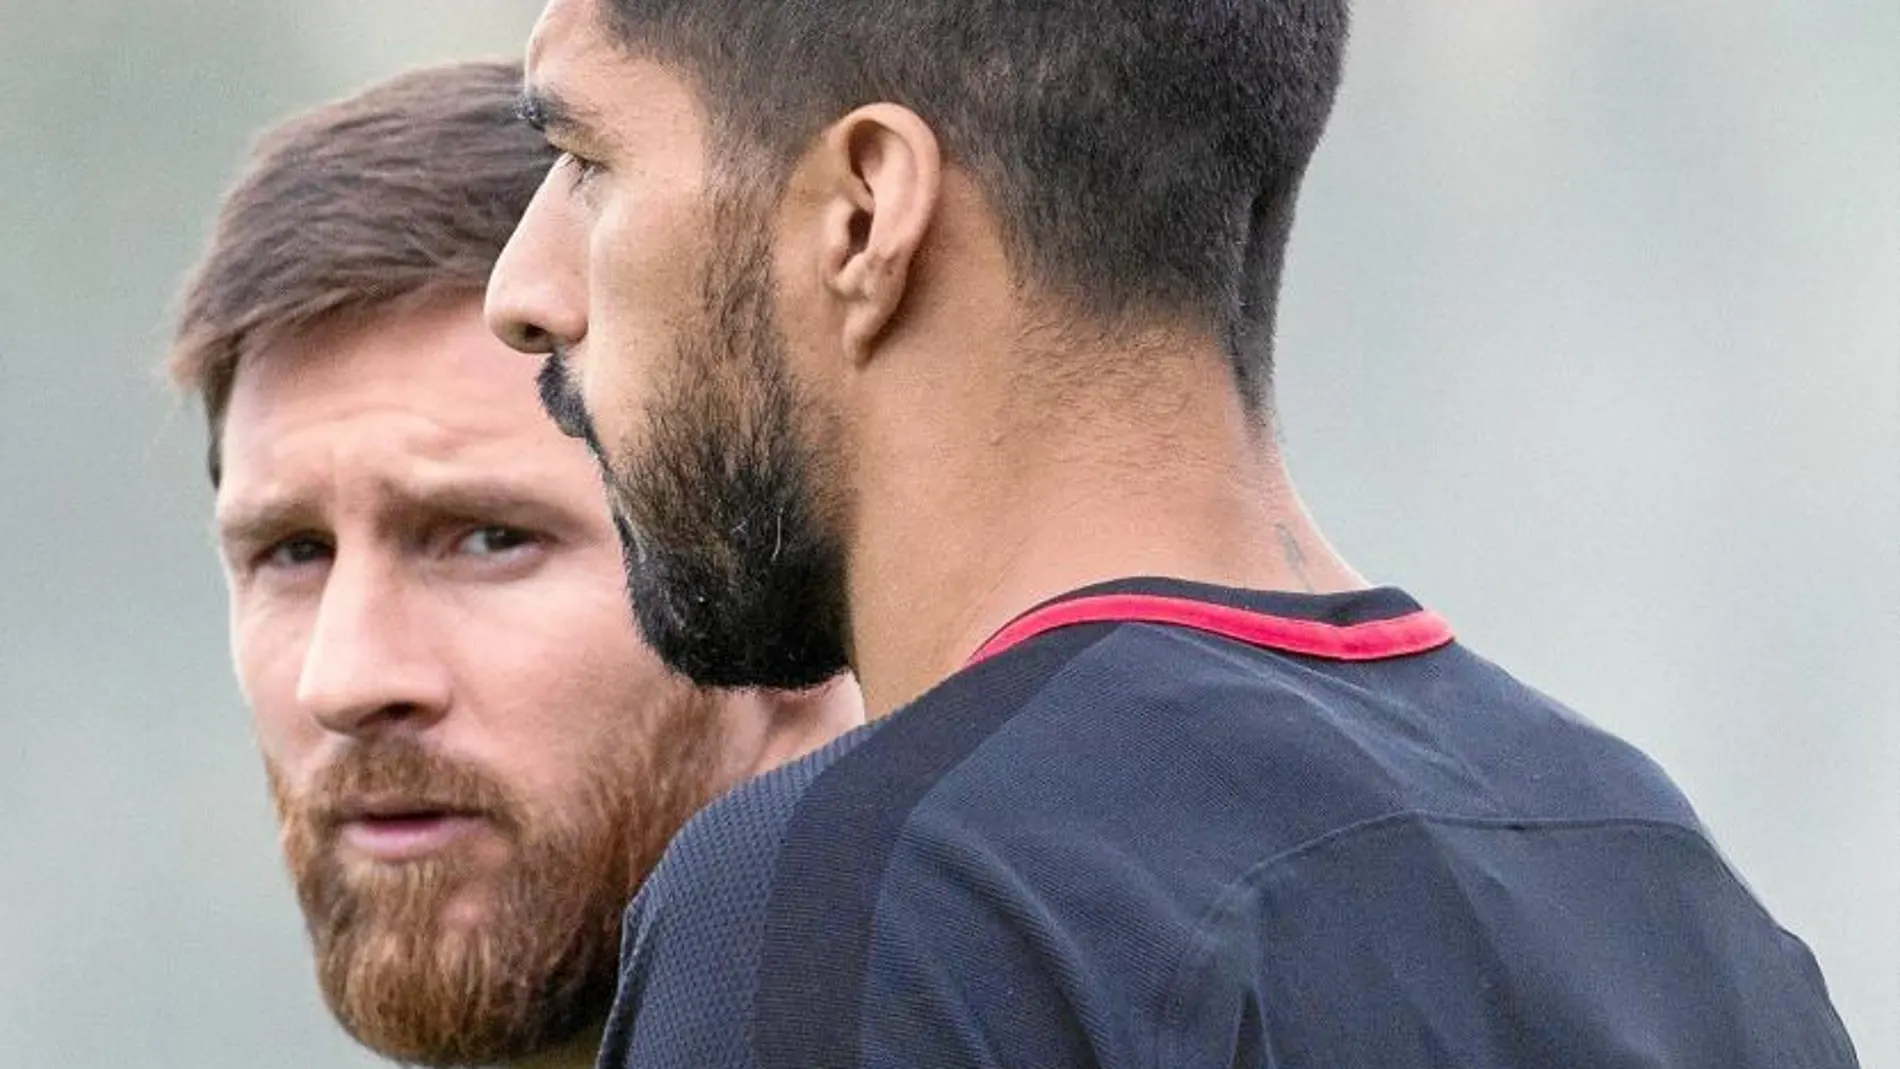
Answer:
1275;523;1316;593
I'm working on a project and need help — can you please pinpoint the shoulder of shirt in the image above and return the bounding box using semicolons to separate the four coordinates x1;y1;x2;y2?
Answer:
636;625;1119;920
784;618;1702;860
636;721;886;914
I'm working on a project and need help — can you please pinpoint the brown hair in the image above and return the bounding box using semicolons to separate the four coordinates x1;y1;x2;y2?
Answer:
169;59;553;483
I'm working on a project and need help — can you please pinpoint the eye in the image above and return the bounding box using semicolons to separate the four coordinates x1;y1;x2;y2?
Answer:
256;535;333;572
456;525;539;558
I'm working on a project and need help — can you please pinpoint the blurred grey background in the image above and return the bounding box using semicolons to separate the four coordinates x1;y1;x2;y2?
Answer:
1;1;1892;1065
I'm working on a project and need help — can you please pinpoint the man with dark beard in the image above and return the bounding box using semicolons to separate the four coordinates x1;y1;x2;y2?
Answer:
168;60;861;1069
486;1;1858;1066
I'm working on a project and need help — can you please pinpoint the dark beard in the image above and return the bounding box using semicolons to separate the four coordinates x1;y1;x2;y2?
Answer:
270;689;724;1067
583;211;851;691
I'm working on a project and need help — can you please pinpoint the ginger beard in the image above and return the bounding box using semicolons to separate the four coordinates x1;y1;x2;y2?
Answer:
267;687;724;1067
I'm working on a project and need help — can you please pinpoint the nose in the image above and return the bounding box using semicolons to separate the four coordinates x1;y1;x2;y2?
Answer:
297;551;451;738
487;170;588;354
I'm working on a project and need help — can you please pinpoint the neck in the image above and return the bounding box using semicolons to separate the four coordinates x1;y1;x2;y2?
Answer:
512;1027;602;1069
727;675;866;781
842;326;1364;717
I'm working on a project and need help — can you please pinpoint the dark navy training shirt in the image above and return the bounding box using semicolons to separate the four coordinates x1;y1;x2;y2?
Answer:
598;579;1857;1068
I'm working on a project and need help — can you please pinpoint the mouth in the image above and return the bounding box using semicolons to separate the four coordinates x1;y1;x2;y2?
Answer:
328;799;491;863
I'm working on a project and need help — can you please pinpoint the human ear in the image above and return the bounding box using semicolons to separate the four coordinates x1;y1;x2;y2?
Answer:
813;104;942;367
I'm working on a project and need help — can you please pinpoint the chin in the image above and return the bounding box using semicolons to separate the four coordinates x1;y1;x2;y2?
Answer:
435;880;498;932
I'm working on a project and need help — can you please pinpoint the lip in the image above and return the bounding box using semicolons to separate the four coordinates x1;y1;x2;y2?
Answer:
330;799;490;863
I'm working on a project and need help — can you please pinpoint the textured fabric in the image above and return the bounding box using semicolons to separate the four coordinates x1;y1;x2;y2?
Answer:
597;579;1858;1069
596;724;884;1068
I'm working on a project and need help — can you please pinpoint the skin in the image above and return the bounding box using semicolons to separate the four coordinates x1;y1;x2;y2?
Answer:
217;294;860;1068
489;0;1366;716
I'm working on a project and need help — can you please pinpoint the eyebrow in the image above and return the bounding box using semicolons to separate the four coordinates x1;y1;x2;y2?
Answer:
217;479;585;555
215;497;319;558
515;86;603;145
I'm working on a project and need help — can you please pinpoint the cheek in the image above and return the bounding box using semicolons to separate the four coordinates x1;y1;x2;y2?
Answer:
230;600;320;781
454;565;680;786
582;196;710;451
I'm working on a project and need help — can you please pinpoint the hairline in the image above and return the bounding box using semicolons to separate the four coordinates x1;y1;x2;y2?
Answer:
204;283;492;489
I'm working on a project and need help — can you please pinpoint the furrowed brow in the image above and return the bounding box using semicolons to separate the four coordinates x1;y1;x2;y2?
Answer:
216;498;319;557
216;479;582;557
383;480;570;527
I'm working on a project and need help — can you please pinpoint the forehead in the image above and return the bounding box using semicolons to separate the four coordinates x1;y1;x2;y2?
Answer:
526;0;616;103
527;0;602;67
217;297;590;513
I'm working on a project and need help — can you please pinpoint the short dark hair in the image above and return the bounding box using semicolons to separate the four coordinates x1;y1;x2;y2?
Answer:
603;0;1349;406
170;59;555;483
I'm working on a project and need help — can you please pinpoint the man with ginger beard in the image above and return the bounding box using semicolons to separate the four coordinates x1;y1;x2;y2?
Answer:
167;60;861;1069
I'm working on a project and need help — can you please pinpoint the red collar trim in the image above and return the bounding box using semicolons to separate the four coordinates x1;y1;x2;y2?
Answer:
967;592;1455;667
